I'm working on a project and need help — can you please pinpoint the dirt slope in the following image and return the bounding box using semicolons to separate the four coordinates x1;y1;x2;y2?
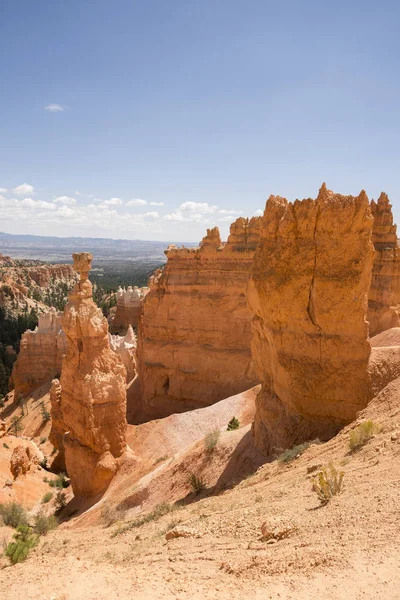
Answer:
1;373;399;599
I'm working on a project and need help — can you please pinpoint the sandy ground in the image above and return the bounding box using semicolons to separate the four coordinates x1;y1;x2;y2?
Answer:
1;374;400;599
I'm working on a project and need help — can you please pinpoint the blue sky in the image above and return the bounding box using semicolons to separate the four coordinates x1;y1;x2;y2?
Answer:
1;0;399;242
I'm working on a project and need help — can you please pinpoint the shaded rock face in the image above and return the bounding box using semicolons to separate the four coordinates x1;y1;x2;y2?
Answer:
368;193;400;336
109;325;137;383
137;217;261;419
248;185;375;453
11;308;66;399
51;252;127;497
110;286;149;333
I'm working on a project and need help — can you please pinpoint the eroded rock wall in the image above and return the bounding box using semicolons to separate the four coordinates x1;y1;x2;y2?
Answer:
11;308;66;399
137;217;261;419
110;286;149;333
368;193;400;336
50;253;127;497
248;185;374;453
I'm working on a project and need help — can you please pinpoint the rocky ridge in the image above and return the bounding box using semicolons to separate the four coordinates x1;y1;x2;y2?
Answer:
137;217;261;419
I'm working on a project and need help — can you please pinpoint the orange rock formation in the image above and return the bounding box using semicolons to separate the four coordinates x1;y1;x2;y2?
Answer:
367;193;400;336
11;308;66;399
137;217;261;419
248;185;375;453
51;252;127;497
110;286;149;333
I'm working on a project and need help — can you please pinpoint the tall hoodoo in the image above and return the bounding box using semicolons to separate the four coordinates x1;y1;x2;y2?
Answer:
137;217;261;419
52;252;127;497
248;185;375;453
368;192;400;336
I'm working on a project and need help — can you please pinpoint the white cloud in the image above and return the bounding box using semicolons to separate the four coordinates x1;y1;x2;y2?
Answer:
149;201;164;206
218;215;240;222
44;104;64;112
75;190;81;196
13;183;35;196
102;197;123;206
0;188;7;193
164;201;218;223
21;198;55;210
126;199;147;206
254;209;264;216
144;211;160;219
53;196;77;205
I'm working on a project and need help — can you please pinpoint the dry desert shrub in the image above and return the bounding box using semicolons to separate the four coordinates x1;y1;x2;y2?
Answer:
0;502;28;528
41;491;53;504
33;511;58;535
349;420;380;451
312;462;344;505
204;428;220;453
189;472;206;494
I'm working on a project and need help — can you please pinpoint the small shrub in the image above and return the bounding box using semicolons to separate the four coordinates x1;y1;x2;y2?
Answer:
40;456;48;470
349;420;379;451
49;472;69;488
10;416;23;436
227;417;240;431
40;437;47;445
33;512;57;535
54;490;67;512
189;472;205;494
111;502;176;537
312;462;344;505
0;502;28;528
278;441;312;464
204;429;220;453
40;402;50;423
153;455;169;466
5;525;38;564
3;442;9;449
41;492;53;504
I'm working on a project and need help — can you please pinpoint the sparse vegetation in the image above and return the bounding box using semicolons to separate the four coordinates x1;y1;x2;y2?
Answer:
0;502;28;528
227;416;240;431
189;472;206;494
10;415;23;436
40;402;51;422
312;462;344;505
111;503;176;537
349;420;380;451
153;455;169;466
54;490;67;512
278;441;312;463
5;524;38;564
48;472;69;488
40;437;47;445
204;428;220;453
33;511;58;535
41;491;53;504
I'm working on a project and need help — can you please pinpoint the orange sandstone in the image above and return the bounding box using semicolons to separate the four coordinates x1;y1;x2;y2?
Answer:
248;185;374;453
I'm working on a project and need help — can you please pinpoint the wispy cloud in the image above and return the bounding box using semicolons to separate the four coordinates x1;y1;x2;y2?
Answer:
0;188;7;193
149;201;164;206
53;196;77;205
164;202;218;223
254;209;263;216
126;199;147;206
102;197;123;206
44;104;64;112
12;183;35;196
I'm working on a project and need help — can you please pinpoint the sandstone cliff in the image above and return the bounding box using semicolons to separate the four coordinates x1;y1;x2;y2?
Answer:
110;286;149;333
248;184;374;453
367;193;400;336
11;308;66;399
50;253;127;497
137;217;261;419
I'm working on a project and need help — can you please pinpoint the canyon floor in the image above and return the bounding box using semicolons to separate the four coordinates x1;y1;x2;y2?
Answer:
1;379;400;599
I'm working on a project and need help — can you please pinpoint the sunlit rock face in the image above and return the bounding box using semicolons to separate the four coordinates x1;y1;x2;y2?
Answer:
51;252;127;497
367;193;400;336
11;308;66;399
137;217;261;419
248;185;375;453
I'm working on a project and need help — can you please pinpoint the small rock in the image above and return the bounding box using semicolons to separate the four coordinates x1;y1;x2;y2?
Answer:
391;432;398;441
165;526;200;541
4;478;12;487
307;464;321;474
